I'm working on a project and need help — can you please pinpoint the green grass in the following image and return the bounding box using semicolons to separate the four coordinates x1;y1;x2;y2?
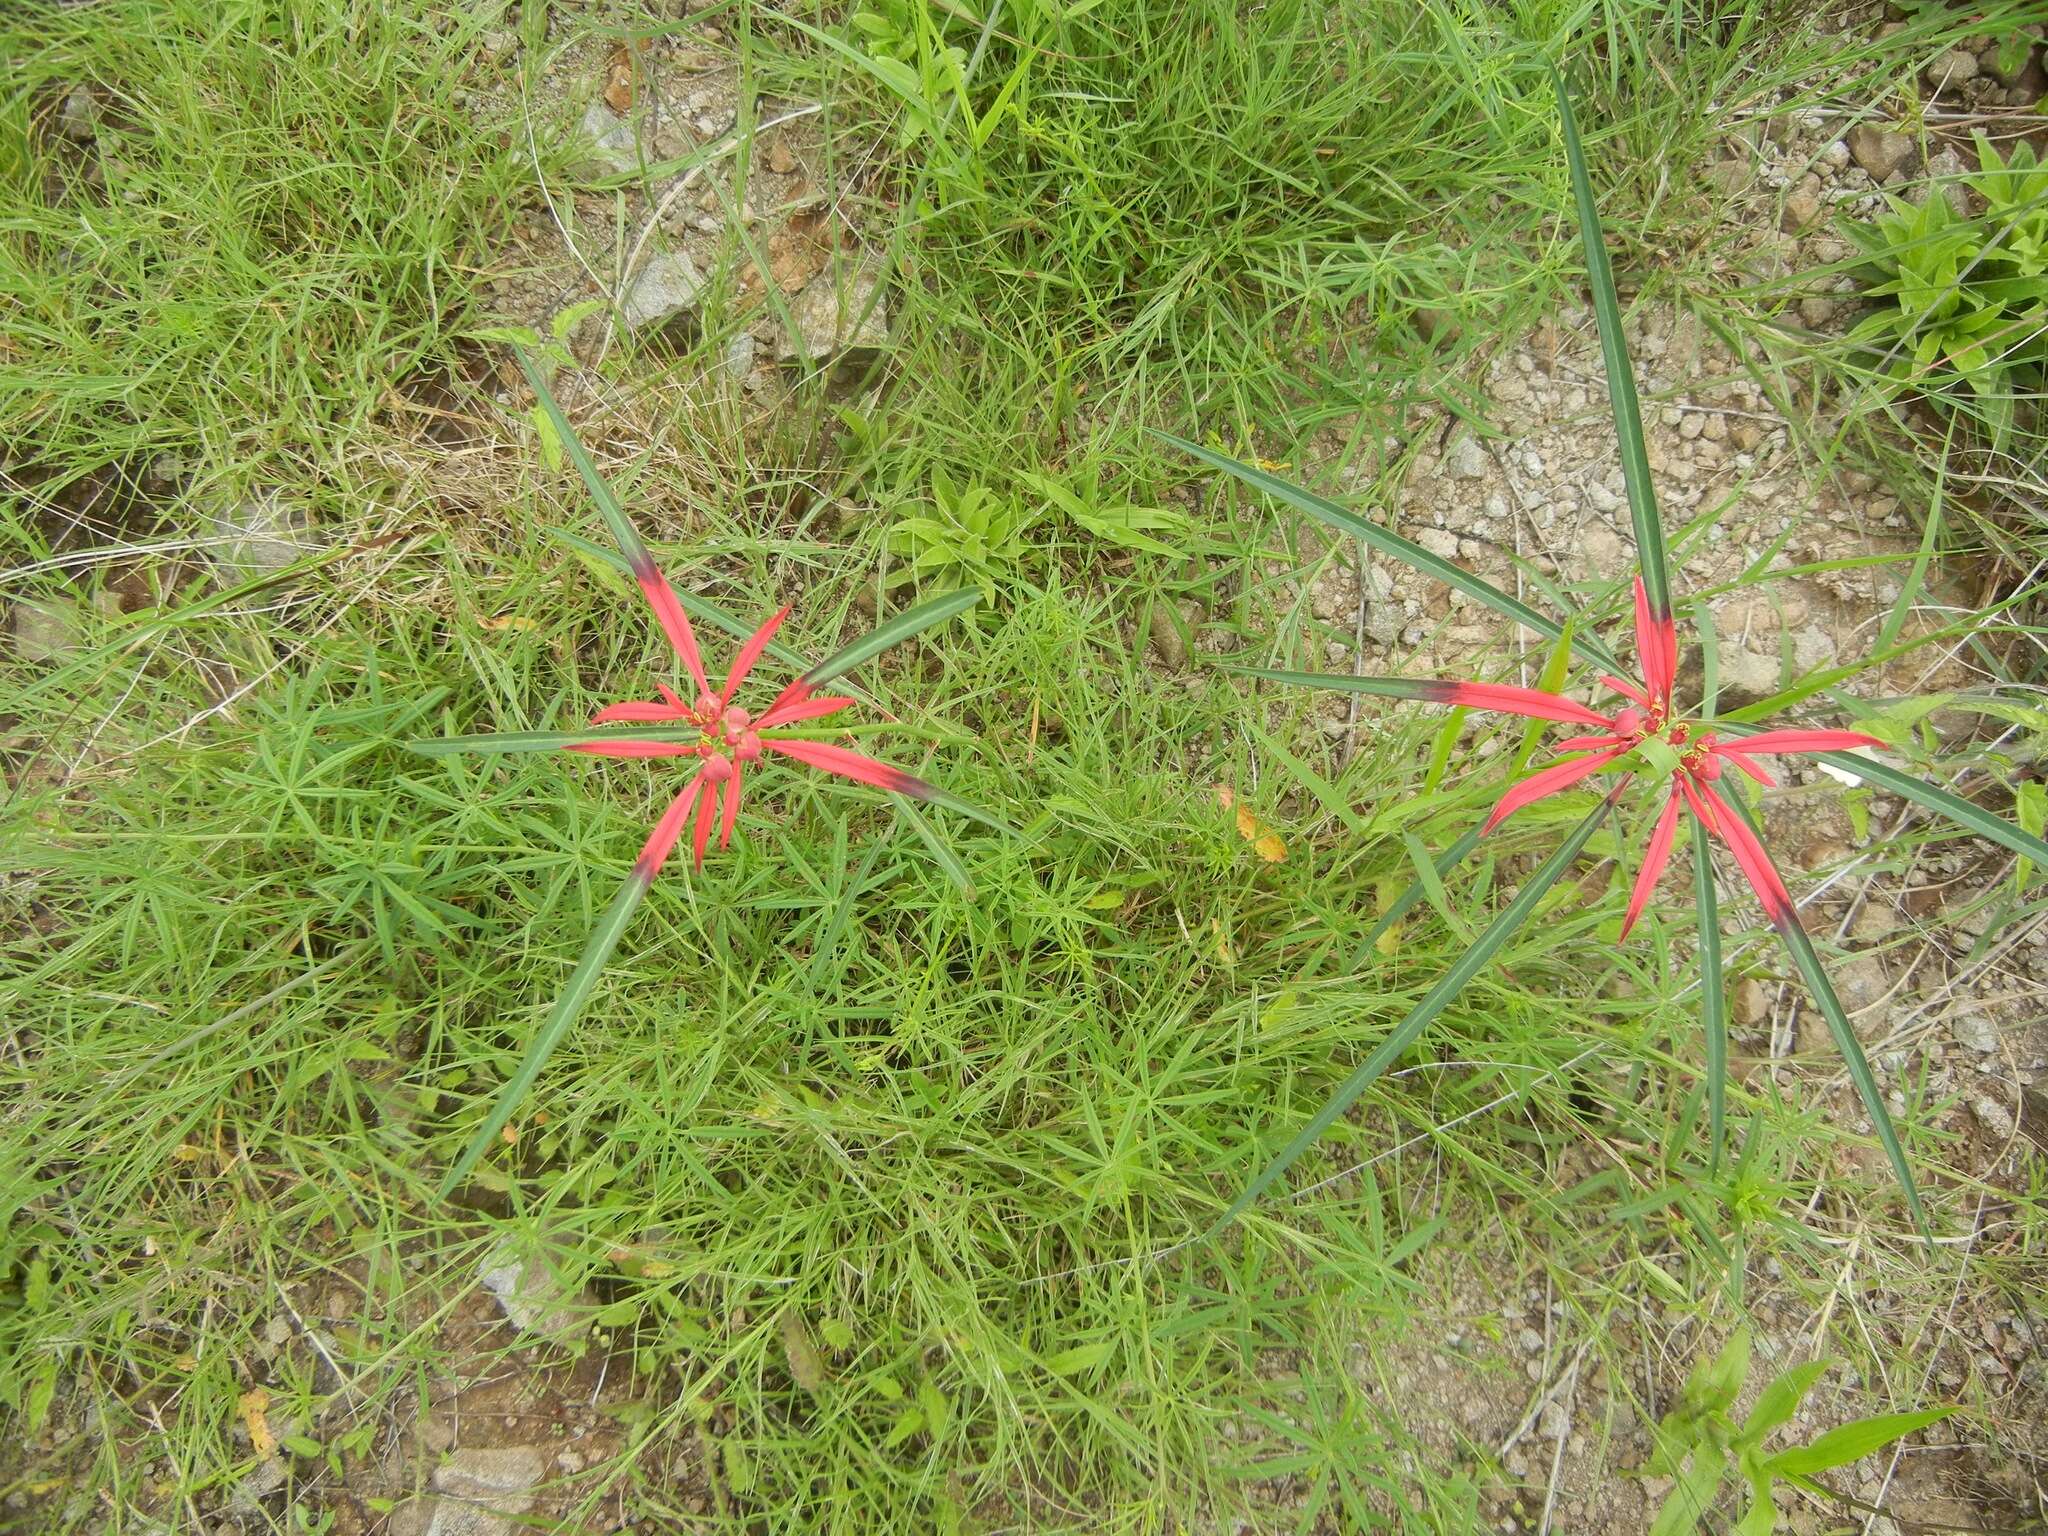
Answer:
6;0;2047;1529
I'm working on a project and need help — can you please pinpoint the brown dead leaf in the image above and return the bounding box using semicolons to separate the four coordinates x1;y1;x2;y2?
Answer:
602;46;635;114
779;1311;828;1394
238;1387;276;1459
479;614;536;632
766;229;822;294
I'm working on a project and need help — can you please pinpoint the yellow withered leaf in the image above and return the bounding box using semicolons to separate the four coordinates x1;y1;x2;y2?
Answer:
238;1387;276;1459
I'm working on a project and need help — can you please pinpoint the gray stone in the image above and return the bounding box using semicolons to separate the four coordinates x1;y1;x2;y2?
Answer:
722;331;755;382
1713;643;1782;707
1798;294;1838;328
1444;435;1489;480
1919;147;1971;215
1705;158;1751;197
226;1455;287;1519
11;597;81;663
1972;1093;2016;1142
207;492;311;575
620;251;706;331
1781;174;1824;232
477;1240;586;1339
1951;1012;2000;1055
779;265;889;359
422;1447;545;1536
60;85;97;140
578;100;643;173
1414;526;1460;559
1925;49;1980;90
1844;124;1914;182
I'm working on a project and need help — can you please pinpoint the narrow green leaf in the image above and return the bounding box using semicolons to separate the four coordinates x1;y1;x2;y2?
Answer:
1156;432;1618;670
901;776;1014;838
1649;1448;1727;1536
1205;797;1614;1241
1400;832;1454;926
1347;823;1485;971
1514;620;1577;773
1693;598;1719;721
1738;1361;1829;1448
1774;908;1926;1230
1721;795;1925;1229
516;349;651;570
1692;813;1727;1175
803;588;980;688
1716;726;2048;869
1248;721;1370;837
1551;66;1669;618
438;869;651;1196
1687;1326;1751;1416
1763;1406;1954;1478
901;798;975;897
407;725;709;756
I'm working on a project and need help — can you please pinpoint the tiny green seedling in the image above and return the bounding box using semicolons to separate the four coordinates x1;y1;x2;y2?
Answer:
887;464;1041;598
1645;1328;1954;1536
1840;132;2048;449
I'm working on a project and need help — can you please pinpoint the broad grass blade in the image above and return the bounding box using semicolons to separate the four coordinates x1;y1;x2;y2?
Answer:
1156;432;1618;671
803;589;980;688
902;798;976;897
517;349;656;572
1690;812;1727;1174
1719;795;1926;1230
1203;796;1616;1243
1347;822;1484;971
1551;67;1671;621
407;725;708;756
438;869;650;1195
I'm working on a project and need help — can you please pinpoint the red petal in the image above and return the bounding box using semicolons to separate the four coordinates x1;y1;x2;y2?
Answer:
720;606;791;707
656;683;686;710
718;761;743;849
1674;771;1720;835
691;780;719;869
1551;732;1629;753
1696;780;1794;925
764;737;931;797
635;566;713;703
1632;575;1678;710
1427;680;1615;727
762;675;813;723
1481;746;1627;833
1619;787;1682;938
566;740;705;759
756;693;857;729
1601;674;1653;710
591;699;692;724
1715;747;1775;787
1717;729;1883;756
634;777;705;880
